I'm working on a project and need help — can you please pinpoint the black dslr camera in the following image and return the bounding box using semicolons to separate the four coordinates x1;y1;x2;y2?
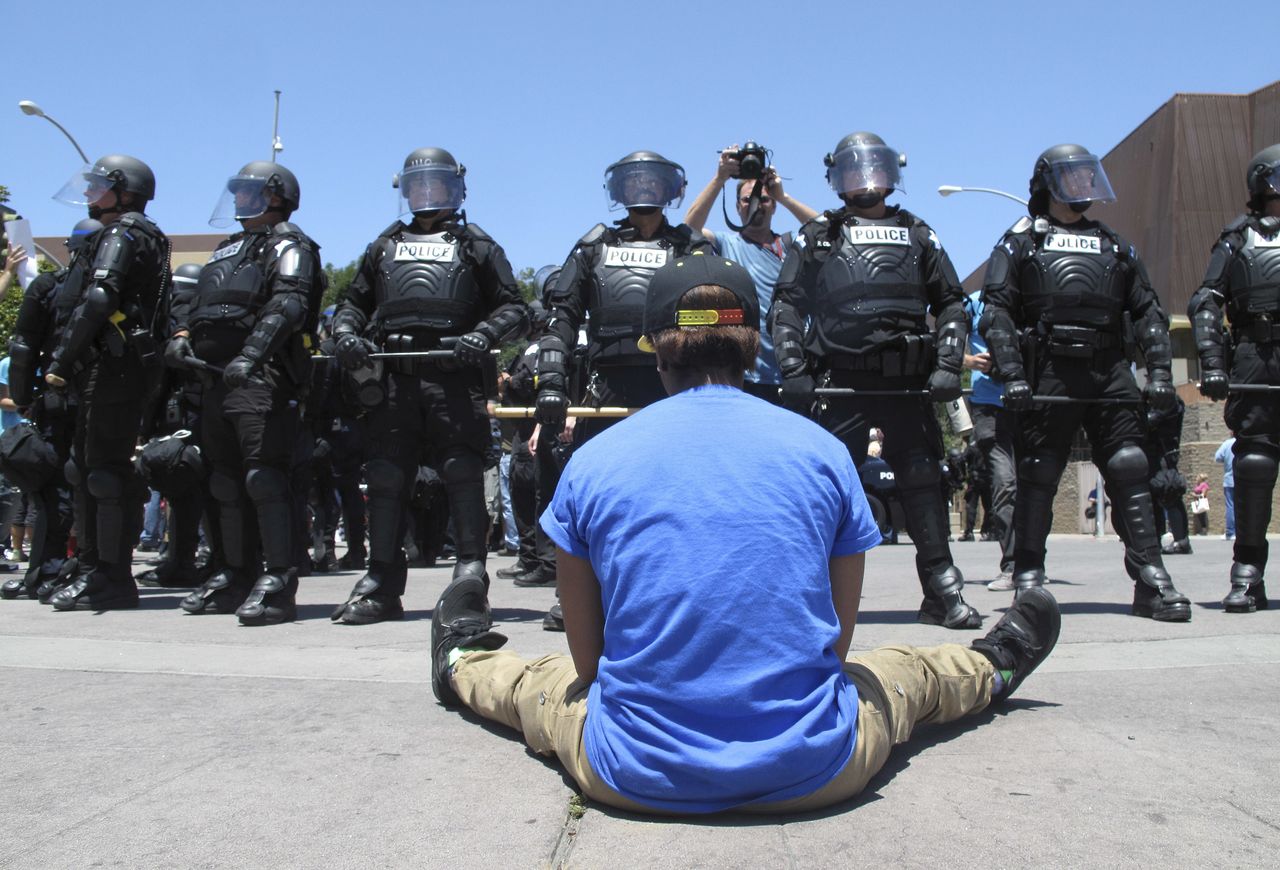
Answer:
729;141;769;180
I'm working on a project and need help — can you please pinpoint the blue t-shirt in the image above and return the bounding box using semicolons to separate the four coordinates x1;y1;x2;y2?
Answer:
966;292;1002;408
1216;437;1236;487
0;357;19;432
712;231;787;385
541;385;882;813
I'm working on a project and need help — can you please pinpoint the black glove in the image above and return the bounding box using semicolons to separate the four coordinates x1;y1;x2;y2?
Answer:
222;355;256;389
1199;367;1230;401
456;331;491;367
165;335;199;370
535;389;569;428
335;334;372;371
778;373;816;410
927;368;963;402
313;438;332;461
1144;370;1176;411
1002;379;1033;411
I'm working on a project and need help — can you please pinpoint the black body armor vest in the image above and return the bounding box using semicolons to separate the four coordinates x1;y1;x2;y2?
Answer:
372;230;481;336
1019;226;1126;331
588;237;670;342
1226;223;1280;323
188;232;272;365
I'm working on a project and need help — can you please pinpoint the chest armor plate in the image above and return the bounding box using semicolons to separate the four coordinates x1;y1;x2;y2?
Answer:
814;220;928;344
374;232;479;332
1020;230;1125;328
190;236;268;326
589;239;669;340
1227;226;1280;317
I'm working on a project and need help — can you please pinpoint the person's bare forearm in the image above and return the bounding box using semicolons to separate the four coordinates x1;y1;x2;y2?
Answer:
830;553;865;661
558;548;605;683
684;175;724;235
778;191;818;225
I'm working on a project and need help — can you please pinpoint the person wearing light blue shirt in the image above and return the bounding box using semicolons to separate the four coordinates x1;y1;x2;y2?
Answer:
682;144;819;400
1215;435;1237;538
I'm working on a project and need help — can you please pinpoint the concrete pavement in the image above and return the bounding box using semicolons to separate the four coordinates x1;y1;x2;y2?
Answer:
1;534;1277;868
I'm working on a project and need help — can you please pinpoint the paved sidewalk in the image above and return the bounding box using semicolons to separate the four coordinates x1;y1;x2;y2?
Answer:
1;535;1277;868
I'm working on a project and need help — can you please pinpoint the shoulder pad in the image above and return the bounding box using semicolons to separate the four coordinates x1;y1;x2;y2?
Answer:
460;223;493;243
377;220;408;240
577;223;609;247
115;211;150;229
1007;216;1033;235
1221;214;1251;238
895;207;926;228
272;221;305;237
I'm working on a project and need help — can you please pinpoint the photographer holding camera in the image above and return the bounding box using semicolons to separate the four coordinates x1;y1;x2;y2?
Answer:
684;142;818;402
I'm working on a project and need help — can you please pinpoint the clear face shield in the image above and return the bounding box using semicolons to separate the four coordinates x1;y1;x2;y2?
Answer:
1045;154;1115;206
1261;167;1280;199
826;144;904;197
605;163;685;211
209;176;273;228
52;164;118;208
397;166;465;217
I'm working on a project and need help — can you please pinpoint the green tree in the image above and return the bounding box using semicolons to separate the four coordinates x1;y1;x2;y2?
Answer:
322;258;359;310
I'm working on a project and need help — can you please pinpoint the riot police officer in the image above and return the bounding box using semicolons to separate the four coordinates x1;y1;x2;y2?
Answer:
0;219;100;600
330;148;527;625
534;151;710;630
981;144;1190;621
770;132;981;630
1187;144;1280;613
43;156;170;611
134;263;210;590
171;162;324;625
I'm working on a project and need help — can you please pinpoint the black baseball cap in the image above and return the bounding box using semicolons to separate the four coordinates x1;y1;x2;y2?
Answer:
638;253;759;352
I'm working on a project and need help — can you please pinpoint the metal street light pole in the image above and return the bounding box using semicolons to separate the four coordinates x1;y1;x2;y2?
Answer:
271;90;283;162
937;185;1029;206
18;100;89;163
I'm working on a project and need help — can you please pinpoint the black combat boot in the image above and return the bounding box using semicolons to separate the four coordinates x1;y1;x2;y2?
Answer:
1223;562;1268;613
917;566;983;629
331;560;406;625
1131;565;1192;622
180;568;252;614
430;571;507;706
236;569;299;626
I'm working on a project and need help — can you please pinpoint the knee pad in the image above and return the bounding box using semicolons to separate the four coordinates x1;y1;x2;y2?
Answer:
365;459;405;497
1236;451;1279;487
1104;444;1149;485
244;466;289;503
1019;452;1062;487
894;451;940;491
209;470;241;505
439;450;484;486
86;469;124;500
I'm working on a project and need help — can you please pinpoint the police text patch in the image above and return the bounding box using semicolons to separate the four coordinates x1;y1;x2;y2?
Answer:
394;241;456;262
208;240;244;263
846;226;910;246
1249;228;1280;249
602;246;668;268
1044;233;1101;254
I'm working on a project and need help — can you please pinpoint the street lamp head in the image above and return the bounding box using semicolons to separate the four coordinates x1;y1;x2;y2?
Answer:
937;185;962;197
18;100;44;117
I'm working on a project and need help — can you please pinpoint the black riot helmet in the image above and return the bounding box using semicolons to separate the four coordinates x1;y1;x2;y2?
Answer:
65;218;104;254
1246;144;1280;212
604;151;686;212
171;262;203;288
532;264;561;304
53;154;155;211
824;132;906;206
1028;144;1116;216
209;161;300;228
394;147;466;216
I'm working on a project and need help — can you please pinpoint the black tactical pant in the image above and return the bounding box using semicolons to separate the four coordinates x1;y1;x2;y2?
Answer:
573;365;668;447
510;426;555;575
1015;350;1163;581
1224;338;1280;572
202;375;300;574
817;369;956;588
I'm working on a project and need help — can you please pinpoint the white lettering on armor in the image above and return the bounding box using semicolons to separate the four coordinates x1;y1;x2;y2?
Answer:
394;241;456;262
1249;228;1280;248
1044;233;1102;254
845;226;910;246
208;239;244;263
602;246;668;268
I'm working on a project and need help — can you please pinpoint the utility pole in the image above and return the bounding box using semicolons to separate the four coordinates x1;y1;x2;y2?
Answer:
271;90;283;162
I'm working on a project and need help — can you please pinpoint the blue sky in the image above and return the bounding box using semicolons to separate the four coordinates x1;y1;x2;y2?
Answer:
2;1;1268;280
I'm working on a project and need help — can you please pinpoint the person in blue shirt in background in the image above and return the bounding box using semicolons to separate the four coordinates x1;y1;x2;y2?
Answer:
429;255;1060;815
682;143;818;403
1215;434;1237;540
964;291;1019;590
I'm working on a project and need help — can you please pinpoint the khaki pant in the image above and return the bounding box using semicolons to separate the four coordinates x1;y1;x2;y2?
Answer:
450;643;995;815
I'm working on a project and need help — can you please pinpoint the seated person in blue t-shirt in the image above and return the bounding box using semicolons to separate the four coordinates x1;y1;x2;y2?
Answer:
682;145;818;402
430;255;1061;815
